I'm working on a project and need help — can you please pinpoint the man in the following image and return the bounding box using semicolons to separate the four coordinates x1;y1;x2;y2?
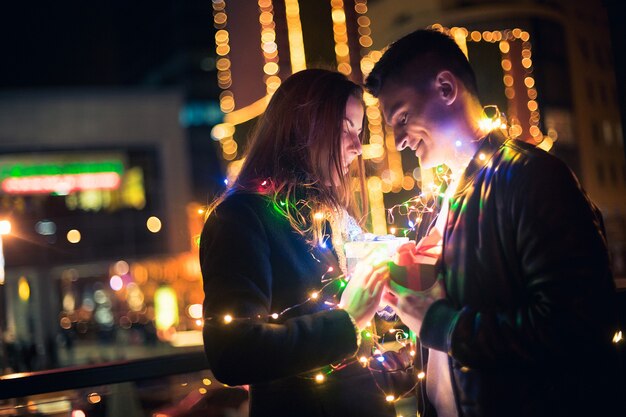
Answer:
366;28;624;417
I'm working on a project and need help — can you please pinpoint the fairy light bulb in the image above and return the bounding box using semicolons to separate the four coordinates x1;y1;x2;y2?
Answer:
315;373;325;383
271;313;279;319
418;371;426;379
385;395;395;402
223;314;233;324
310;292;319;300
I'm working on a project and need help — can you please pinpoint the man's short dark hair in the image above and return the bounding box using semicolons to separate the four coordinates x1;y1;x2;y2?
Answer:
365;29;478;98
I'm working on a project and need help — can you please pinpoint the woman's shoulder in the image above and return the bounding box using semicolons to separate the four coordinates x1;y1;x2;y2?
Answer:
203;192;267;226
215;191;267;212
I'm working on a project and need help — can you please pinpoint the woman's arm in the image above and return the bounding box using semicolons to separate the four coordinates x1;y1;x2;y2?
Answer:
200;197;360;385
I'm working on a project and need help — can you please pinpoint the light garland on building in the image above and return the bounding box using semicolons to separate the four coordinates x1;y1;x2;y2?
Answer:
330;0;351;75
212;0;238;162
354;0;373;51
258;0;281;95
284;0;306;73
359;23;546;235
431;24;544;147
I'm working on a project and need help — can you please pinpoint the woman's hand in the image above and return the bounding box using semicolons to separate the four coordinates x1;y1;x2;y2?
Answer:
340;261;389;330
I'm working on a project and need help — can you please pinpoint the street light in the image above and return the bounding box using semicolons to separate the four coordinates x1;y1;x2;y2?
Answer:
0;219;10;373
0;219;10;285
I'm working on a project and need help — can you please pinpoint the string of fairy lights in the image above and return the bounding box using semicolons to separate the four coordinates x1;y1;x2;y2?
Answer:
203;238;423;403
202;1;562;402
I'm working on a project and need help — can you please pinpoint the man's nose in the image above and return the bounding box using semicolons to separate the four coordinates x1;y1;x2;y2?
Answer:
395;129;409;151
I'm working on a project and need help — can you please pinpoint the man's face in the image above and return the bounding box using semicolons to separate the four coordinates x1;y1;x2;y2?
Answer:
378;80;456;169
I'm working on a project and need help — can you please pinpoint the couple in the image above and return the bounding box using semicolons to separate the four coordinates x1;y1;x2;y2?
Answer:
200;29;624;417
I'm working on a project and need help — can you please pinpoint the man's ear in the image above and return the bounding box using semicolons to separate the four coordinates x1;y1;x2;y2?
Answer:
435;70;457;105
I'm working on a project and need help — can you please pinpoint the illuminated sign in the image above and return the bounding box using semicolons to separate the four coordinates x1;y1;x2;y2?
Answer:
0;159;124;195
3;172;121;195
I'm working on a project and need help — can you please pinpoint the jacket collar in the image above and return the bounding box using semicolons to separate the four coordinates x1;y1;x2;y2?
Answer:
453;129;509;198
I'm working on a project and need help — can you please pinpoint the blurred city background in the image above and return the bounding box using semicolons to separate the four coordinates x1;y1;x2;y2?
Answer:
0;0;624;416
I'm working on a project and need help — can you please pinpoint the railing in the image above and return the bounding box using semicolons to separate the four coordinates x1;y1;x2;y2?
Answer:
0;350;209;400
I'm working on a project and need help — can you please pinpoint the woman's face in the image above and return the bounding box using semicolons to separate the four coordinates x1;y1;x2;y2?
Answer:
339;94;364;176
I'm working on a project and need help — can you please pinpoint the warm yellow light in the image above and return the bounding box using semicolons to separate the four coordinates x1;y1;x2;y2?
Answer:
146;216;162;233
417;371;426;379
313;212;325;220
284;0;306;73
310;292;319;299
263;62;279;75
211;123;235;140
214;12;227;25
0;220;11;235
385;395;395;402
203;378;212;386
613;330;623;343
187;304;203;319
315;373;325;383
114;260;129;275
155;286;179;331
87;393;102;404
18;276;30;301
223;314;233;324
67;229;81;243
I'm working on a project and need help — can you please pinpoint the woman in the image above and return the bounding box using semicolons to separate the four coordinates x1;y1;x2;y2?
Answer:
200;69;395;417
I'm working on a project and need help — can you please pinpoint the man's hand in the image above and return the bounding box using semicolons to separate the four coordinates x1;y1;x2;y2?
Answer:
383;278;446;334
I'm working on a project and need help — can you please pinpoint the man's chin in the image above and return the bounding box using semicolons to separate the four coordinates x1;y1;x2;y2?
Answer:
418;158;436;170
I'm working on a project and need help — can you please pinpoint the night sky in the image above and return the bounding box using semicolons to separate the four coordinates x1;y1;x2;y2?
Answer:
0;1;210;89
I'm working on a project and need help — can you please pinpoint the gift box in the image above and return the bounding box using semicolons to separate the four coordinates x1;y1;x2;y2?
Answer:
344;235;409;276
388;230;440;292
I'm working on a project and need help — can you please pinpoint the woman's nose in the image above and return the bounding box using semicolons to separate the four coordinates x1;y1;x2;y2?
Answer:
352;137;362;156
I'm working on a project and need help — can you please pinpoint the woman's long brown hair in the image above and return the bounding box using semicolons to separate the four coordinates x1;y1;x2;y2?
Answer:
208;69;368;246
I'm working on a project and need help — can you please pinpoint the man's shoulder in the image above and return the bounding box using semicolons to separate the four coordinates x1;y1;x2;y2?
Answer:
495;138;582;192
500;138;570;172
